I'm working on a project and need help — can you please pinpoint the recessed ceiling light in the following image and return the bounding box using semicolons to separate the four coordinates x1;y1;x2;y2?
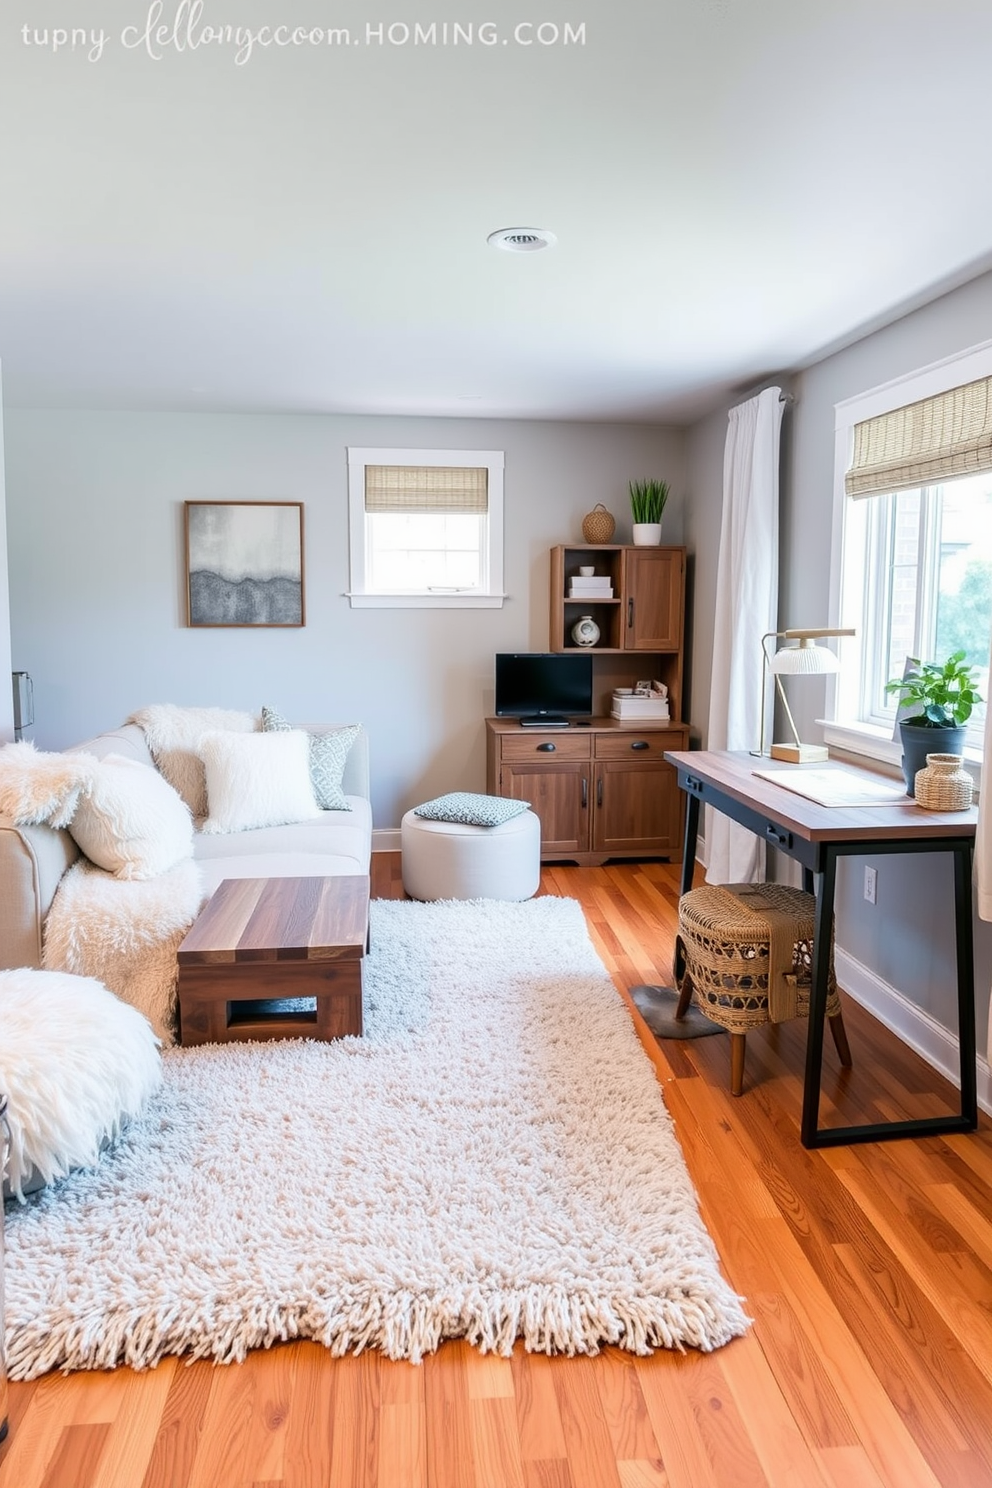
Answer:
487;227;557;253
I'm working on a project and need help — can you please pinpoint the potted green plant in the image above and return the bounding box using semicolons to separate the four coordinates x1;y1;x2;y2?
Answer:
884;650;982;795
629;479;670;546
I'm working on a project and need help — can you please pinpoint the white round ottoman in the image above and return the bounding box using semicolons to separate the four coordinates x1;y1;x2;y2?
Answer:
401;808;542;901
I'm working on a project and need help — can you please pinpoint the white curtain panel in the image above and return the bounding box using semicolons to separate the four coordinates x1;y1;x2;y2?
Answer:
975;632;992;1063
705;386;784;884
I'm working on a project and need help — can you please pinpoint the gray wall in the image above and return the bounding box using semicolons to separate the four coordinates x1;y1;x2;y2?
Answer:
684;272;992;1053
3;410;683;828
787;270;992;1043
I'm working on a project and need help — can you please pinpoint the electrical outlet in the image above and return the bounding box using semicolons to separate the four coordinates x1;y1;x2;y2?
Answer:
864;865;877;905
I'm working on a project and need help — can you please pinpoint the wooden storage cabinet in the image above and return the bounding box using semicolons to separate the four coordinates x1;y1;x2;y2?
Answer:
622;547;683;651
486;719;689;866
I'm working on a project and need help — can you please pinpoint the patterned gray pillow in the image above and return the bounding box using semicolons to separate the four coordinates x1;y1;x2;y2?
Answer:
413;792;530;827
261;706;358;812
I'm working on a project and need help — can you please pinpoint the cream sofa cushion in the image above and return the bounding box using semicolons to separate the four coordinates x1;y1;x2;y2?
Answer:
127;705;258;817
68;755;194;880
199;729;319;834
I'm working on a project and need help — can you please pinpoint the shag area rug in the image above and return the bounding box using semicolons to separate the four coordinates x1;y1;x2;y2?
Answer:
4;897;748;1379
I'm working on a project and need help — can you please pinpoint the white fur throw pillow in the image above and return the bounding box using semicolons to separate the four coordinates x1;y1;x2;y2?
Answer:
0;740;96;828
199;728;319;834
67;754;194;879
128;705;258;817
0;967;162;1202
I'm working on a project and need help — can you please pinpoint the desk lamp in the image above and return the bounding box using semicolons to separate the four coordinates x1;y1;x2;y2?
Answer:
758;627;855;761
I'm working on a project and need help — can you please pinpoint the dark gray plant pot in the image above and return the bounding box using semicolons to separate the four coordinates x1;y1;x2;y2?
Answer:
898;722;967;796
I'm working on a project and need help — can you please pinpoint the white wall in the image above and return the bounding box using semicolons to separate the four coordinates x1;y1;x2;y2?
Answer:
0;363;12;742
3;410;684;828
685;272;992;1068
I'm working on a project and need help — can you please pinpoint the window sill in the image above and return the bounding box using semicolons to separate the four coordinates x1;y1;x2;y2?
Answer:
347;593;506;610
822;720;983;795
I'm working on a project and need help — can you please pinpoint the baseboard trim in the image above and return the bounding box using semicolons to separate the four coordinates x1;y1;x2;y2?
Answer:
372;828;402;854
835;946;992;1118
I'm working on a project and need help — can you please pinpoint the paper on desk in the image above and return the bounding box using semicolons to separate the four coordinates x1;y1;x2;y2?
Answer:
752;767;909;807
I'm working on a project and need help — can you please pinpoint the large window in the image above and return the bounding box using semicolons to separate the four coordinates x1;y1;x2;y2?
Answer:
347;448;504;608
829;346;992;768
842;475;991;751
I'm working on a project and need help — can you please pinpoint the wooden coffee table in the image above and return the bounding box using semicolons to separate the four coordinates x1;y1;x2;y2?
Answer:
176;875;370;1046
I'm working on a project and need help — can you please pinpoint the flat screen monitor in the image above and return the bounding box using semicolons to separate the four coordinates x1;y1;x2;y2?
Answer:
494;653;593;723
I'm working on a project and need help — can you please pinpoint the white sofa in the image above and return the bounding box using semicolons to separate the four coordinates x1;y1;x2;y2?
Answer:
0;720;372;975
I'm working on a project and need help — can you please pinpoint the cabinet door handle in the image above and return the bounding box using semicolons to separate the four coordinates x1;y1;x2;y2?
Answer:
597;777;603;807
627;597;635;629
581;776;588;808
537;742;556;752
631;740;649;751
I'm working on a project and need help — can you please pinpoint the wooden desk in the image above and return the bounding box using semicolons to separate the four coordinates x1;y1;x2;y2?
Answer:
664;749;979;1148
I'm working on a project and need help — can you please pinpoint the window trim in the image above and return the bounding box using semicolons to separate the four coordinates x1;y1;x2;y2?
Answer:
346;447;505;609
825;338;992;778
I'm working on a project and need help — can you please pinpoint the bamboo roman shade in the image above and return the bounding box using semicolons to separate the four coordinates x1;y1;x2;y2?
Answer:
364;465;488;513
845;374;992;498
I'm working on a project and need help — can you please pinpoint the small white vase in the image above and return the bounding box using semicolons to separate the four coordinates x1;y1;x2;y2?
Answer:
631;523;662;546
571;615;600;647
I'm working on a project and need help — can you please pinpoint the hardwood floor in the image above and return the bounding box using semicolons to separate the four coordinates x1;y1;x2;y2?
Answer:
3;854;992;1488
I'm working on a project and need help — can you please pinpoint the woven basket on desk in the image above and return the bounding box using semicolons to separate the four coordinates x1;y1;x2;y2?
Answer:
914;753;973;811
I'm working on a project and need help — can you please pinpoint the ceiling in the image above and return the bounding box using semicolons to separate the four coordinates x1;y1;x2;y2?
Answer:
3;0;992;424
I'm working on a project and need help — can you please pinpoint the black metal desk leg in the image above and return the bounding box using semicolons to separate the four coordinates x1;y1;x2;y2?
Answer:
680;790;700;898
801;849;838;1147
953;842;979;1129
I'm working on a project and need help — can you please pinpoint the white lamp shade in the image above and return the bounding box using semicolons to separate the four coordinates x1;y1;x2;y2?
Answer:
769;642;841;676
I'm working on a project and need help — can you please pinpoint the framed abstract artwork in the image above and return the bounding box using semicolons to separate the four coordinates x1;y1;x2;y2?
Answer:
184;501;305;627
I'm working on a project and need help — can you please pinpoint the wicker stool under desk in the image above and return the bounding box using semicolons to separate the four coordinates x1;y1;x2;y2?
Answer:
675;882;853;1097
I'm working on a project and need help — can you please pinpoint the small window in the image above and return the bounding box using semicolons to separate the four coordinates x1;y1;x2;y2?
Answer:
347;448;505;608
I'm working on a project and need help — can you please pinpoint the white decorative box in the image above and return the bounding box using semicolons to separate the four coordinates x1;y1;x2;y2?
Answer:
611;690;669;720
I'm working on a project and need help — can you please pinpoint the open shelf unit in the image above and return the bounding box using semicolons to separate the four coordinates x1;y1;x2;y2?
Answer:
549;544;686;725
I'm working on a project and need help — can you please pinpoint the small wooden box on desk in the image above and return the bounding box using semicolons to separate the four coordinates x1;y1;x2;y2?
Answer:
486;718;689;866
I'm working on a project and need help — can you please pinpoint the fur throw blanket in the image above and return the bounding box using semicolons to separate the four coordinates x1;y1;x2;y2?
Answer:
0;740;96;828
128;705;257;818
43;858;205;1044
0;967;163;1201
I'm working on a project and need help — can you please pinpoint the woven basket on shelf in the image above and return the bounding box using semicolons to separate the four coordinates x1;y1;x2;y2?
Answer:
581;504;616;544
914;753;973;811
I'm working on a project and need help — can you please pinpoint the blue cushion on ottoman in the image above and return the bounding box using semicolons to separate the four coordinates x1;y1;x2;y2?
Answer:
413;792;530;827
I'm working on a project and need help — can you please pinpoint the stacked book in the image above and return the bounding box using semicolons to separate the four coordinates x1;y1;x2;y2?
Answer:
568;574;614;599
611;689;671;722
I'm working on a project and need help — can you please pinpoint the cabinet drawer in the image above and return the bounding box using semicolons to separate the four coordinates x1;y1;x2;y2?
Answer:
594;731;677;760
500;733;592;761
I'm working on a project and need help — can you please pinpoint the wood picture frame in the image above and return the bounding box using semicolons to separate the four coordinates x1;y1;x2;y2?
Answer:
185;501;305;627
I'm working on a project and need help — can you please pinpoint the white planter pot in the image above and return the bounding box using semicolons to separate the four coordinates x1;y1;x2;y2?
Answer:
631;523;662;546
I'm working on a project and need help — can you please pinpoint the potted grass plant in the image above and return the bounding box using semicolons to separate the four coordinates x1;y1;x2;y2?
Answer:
885;649;981;795
629;479;670;545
